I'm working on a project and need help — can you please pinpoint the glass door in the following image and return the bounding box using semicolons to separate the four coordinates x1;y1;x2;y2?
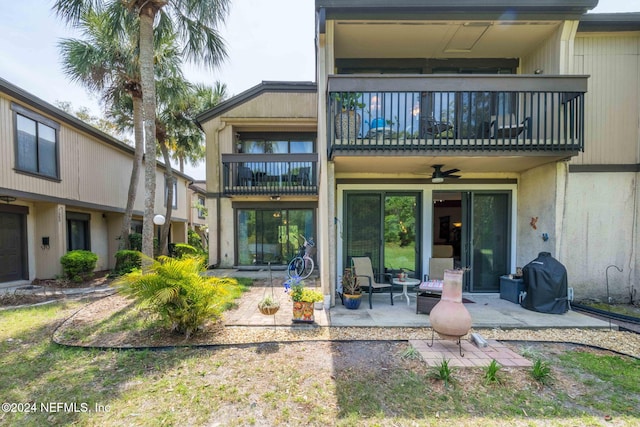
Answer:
344;192;420;278
461;192;511;292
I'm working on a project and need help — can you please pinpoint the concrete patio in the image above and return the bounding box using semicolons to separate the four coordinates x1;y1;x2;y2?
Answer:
212;268;612;331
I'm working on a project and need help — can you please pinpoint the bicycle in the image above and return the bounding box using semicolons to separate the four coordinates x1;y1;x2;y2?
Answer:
287;235;316;279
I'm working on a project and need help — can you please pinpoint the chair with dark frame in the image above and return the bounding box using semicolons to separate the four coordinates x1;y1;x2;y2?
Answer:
351;256;394;309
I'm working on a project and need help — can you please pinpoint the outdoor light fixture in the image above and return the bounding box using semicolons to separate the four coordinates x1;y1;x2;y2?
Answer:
0;196;17;203
270;195;280;201
153;214;166;225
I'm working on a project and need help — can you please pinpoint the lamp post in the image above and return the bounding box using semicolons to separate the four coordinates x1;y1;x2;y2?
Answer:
153;214;165;226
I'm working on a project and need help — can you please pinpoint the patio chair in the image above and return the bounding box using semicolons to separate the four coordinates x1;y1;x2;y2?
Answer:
238;166;253;186
297;167;311;186
489;114;530;139
351;256;393;309
423;257;454;282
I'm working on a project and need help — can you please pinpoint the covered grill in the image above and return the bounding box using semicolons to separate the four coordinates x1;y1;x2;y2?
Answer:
521;252;569;314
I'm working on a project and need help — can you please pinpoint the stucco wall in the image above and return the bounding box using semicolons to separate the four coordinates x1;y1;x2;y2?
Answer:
560;171;638;303
517;162;560;270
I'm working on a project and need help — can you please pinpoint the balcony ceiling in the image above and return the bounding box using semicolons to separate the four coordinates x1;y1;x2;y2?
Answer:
333;20;562;59
332;153;573;177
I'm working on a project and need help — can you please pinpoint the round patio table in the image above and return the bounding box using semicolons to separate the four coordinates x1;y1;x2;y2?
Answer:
392;278;421;306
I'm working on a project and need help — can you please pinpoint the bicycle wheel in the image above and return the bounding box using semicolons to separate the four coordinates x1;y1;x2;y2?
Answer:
287;256;305;278
299;257;314;279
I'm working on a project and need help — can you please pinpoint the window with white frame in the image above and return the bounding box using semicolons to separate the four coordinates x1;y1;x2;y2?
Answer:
12;103;60;179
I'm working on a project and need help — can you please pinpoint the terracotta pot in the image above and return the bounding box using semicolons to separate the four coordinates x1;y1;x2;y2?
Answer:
429;269;472;340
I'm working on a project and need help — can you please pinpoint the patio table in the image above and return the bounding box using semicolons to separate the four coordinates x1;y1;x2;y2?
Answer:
392;278;421;306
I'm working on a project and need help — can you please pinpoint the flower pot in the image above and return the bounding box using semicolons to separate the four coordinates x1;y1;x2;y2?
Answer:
335;110;361;140
259;305;280;316
343;294;362;309
292;301;315;323
429;269;472;340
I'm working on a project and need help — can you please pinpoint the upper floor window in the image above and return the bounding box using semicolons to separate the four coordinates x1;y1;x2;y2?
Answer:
165;178;178;209
197;196;206;219
12;103;60;179
236;133;315;154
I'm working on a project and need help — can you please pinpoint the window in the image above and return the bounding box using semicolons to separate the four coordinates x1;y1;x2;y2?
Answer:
12;103;60;179
67;212;90;251
165;178;178;209
197;196;206;219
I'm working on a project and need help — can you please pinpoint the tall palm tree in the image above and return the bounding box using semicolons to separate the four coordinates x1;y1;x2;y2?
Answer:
155;80;228;255
53;0;230;259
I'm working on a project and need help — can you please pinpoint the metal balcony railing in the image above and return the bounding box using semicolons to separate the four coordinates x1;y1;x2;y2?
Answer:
327;74;587;157
222;154;318;196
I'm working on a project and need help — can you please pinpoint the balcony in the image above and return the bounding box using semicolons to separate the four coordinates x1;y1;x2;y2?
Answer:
328;75;587;159
222;154;318;196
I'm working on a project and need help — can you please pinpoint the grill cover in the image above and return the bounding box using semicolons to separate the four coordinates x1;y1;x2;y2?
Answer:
521;252;569;314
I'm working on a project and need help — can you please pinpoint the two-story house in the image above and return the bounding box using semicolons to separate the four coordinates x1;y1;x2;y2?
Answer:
199;1;639;305
0;77;191;285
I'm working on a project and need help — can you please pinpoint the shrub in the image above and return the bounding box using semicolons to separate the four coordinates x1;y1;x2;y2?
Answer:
188;228;205;252
60;250;98;282
113;250;142;276
530;358;553;385
128;233;143;251
172;243;199;259
115;256;237;338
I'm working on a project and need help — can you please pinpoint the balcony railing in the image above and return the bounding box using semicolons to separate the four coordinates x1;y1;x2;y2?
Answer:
222;154;318;196
327;75;587;157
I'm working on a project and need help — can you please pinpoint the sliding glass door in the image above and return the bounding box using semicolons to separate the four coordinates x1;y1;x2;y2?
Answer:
344;192;420;278
461;192;511;292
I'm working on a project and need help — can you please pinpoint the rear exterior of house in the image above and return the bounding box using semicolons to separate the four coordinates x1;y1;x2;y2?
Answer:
200;1;639;305
0;78;191;285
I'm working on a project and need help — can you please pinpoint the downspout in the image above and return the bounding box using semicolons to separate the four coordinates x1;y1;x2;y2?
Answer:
213;121;227;269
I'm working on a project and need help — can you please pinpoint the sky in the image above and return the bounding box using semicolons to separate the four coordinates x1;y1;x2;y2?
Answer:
0;0;636;180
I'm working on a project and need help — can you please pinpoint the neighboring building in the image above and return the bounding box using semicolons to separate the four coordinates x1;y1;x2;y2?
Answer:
199;1;640;304
188;180;208;248
0;77;191;285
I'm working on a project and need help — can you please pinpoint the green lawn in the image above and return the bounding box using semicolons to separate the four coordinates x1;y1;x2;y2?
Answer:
1;300;639;426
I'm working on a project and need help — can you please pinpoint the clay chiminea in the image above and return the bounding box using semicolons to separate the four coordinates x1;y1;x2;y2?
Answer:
428;269;472;354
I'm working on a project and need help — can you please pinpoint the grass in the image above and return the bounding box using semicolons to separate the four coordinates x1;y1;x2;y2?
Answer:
1;301;639;426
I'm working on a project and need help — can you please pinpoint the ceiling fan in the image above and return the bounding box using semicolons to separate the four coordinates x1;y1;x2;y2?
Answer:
431;165;461;183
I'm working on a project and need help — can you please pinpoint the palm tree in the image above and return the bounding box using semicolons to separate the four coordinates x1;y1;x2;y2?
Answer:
155;79;228;255
53;0;230;259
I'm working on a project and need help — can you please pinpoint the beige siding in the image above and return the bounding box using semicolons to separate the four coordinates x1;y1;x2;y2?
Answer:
573;34;640;165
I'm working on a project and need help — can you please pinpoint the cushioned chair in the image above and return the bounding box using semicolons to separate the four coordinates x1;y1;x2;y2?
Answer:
424;257;454;282
351;256;393;309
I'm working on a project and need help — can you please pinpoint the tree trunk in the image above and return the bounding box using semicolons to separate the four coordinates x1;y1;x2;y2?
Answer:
159;142;174;256
139;8;158;261
119;95;144;250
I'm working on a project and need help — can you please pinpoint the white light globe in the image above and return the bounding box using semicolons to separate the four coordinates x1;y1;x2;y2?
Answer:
153;214;166;225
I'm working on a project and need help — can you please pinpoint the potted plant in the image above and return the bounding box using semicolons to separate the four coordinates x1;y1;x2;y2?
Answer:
332;92;365;139
285;276;323;323
257;294;280;316
341;267;362;309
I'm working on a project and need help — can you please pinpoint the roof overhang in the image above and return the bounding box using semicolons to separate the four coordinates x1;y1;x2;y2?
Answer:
578;12;640;32
196;81;317;125
316;0;599;25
